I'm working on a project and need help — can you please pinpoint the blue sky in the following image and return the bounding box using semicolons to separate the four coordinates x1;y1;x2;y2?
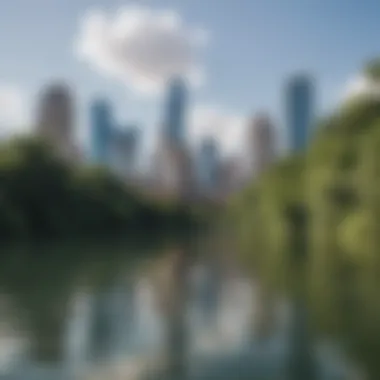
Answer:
0;0;379;156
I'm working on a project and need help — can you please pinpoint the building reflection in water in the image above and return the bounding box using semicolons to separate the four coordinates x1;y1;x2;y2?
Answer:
0;259;262;378
65;279;139;367
0;252;354;380
133;276;165;355
64;290;93;373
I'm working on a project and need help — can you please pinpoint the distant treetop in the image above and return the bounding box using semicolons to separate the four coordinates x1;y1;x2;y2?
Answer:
364;58;380;81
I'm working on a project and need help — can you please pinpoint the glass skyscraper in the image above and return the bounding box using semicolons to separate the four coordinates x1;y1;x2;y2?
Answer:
111;126;139;179
90;99;113;164
198;138;219;193
286;74;314;151
163;77;188;144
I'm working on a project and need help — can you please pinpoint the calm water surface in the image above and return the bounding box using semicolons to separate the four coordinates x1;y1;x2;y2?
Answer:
0;239;359;380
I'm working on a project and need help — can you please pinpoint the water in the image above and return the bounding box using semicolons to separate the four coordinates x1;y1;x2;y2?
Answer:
0;239;358;380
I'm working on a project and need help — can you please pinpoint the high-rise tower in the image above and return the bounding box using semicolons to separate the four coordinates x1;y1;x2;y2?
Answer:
154;139;194;201
218;158;239;200
111;126;139;181
36;82;75;160
286;74;314;151
90;99;113;165
153;76;193;200
198;137;219;196
249;113;276;176
163;77;188;145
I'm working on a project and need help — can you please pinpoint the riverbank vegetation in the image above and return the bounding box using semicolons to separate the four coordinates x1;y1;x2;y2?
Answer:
230;60;380;379
0;136;203;243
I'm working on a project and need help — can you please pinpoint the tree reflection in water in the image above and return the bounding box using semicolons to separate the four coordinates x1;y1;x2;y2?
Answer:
0;235;359;380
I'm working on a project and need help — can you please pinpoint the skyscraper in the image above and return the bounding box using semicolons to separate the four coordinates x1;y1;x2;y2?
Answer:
153;137;195;201
111;126;139;180
249;113;276;176
218;158;239;200
153;77;192;199
90;99;113;165
163;77;188;144
198;138;219;195
36;82;75;160
286;74;314;151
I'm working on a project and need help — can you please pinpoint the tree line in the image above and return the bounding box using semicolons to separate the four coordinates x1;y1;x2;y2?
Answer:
0;136;204;243
230;61;380;379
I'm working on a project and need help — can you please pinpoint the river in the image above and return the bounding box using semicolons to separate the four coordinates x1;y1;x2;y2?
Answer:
0;238;362;380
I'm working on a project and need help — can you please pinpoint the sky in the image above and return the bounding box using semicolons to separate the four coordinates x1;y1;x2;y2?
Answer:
0;0;379;158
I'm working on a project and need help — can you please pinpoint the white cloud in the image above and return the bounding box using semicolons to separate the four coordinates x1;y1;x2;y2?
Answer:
189;105;248;156
342;74;380;101
75;5;209;96
0;85;29;138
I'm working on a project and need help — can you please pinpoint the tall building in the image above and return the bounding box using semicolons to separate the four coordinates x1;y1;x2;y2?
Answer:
249;113;276;176
111;126;139;181
286;74;314;151
197;138;219;196
36;82;75;161
153;138;195;201
218;158;239;200
90;99;113;165
153;77;193;200
163;77;188;144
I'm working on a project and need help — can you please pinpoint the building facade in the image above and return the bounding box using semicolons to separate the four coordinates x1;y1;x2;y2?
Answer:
197;138;220;197
153;137;195;201
90;99;113;165
249;113;276;176
110;126;139;181
286;74;314;151
217;158;239;200
152;76;193;200
163;77;188;145
36;82;76;161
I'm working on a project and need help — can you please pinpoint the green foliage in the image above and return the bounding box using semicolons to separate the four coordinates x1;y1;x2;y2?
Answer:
364;58;380;81
0;137;200;242
230;62;380;378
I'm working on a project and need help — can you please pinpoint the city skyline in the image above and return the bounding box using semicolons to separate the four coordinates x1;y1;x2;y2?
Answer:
33;73;316;202
0;0;379;158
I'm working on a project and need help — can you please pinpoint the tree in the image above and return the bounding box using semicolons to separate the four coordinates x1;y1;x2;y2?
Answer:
230;59;380;379
0;136;204;243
